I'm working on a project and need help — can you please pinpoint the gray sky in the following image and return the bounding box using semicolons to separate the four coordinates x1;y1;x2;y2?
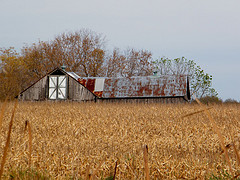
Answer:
1;0;239;101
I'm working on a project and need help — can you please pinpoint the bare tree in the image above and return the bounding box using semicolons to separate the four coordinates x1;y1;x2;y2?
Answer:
104;48;126;77
104;48;154;77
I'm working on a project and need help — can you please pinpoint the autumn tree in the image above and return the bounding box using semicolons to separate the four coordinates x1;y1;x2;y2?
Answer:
51;29;106;76
0;47;28;99
21;28;155;79
153;57;218;98
21;29;106;78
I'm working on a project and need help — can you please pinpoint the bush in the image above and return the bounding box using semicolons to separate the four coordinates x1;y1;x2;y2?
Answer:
224;98;239;104
192;96;223;105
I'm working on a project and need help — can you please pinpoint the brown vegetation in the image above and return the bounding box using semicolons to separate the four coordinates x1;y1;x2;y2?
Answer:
0;30;154;100
0;102;240;179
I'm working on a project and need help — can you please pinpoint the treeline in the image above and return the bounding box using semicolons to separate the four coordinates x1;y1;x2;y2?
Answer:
196;96;240;104
0;29;153;99
0;29;218;100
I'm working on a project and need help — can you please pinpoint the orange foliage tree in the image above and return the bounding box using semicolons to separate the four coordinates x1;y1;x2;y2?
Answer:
0;47;28;99
21;29;106;78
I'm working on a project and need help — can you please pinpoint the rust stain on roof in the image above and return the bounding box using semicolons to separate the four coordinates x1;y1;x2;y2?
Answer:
94;91;103;97
86;79;95;92
78;79;87;87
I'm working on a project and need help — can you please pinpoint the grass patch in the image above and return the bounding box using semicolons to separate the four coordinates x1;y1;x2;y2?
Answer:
4;167;50;180
208;169;240;180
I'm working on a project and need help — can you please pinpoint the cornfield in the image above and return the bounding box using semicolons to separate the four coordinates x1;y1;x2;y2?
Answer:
0;101;240;179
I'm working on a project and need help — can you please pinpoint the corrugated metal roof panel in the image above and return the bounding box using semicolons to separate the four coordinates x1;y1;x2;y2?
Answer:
78;75;187;98
94;78;105;92
66;72;81;81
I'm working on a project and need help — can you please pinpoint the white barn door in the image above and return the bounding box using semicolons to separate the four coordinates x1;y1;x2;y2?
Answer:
49;76;67;100
57;76;67;99
49;76;57;99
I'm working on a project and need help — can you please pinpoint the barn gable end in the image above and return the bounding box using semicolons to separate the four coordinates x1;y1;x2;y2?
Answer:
18;67;96;101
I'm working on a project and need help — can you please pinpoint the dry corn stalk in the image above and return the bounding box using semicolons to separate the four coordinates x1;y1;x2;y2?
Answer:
0;100;18;179
0;102;239;179
92;160;104;180
24;120;32;168
180;107;213;119
0;97;8;129
143;145;150;180
113;160;118;180
228;127;240;166
85;165;91;180
194;96;233;175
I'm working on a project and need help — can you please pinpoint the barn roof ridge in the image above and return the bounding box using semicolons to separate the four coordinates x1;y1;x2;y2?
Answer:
77;74;188;80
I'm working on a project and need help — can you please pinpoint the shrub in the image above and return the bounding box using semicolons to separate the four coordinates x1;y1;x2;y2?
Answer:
224;98;239;104
192;96;223;105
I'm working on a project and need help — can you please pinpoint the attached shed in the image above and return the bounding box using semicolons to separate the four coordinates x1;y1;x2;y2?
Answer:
18;67;190;103
78;75;190;103
18;67;96;101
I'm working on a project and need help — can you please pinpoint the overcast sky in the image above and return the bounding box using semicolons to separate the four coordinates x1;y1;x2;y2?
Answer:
1;0;239;100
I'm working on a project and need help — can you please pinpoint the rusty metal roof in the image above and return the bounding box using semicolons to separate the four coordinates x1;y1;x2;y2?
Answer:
78;75;188;98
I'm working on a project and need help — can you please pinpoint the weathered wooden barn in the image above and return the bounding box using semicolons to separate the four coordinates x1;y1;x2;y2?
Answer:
18;67;95;101
18;67;190;103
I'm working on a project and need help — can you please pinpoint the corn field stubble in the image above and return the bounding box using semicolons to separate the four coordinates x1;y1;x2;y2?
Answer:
0;102;240;179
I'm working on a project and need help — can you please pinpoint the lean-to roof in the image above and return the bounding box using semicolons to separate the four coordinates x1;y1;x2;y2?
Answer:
78;75;188;98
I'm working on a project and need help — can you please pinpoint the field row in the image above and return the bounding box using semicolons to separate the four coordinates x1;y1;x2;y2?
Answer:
0;102;240;179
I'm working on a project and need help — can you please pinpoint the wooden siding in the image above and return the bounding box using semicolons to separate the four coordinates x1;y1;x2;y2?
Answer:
19;76;48;101
19;75;95;102
68;78;95;101
96;97;187;103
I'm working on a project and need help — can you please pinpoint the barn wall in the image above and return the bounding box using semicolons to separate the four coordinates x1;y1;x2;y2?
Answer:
68;78;95;101
19;76;48;101
19;75;95;102
96;97;187;103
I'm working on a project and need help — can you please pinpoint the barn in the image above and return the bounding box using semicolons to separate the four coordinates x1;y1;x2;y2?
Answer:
18;66;190;103
18;67;96;101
